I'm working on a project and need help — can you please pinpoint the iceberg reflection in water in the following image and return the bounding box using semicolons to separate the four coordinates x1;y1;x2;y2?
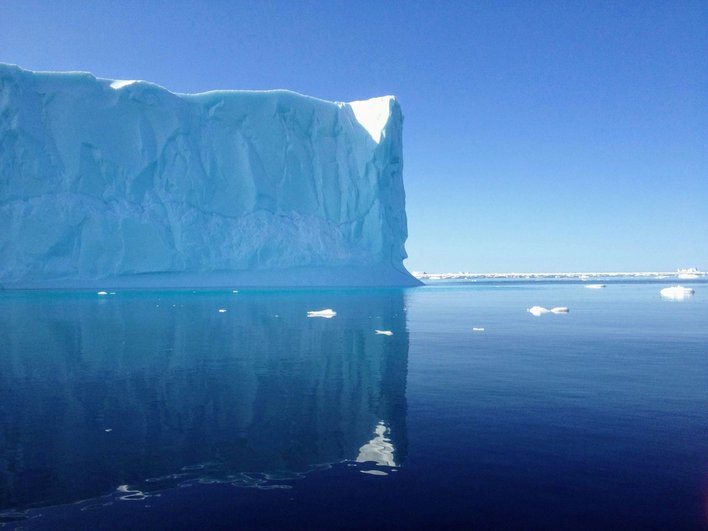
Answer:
0;289;409;512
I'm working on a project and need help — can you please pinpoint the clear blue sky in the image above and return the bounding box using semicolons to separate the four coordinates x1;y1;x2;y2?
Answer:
2;0;706;272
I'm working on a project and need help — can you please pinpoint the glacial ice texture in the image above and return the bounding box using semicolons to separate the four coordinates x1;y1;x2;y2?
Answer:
0;64;418;287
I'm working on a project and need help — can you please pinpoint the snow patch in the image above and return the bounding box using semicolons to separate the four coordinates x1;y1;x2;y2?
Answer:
347;96;394;143
109;79;138;89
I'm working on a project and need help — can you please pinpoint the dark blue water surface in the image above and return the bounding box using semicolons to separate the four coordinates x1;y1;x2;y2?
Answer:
1;280;706;529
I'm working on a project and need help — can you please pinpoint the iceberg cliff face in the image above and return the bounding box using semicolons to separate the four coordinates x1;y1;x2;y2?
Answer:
0;64;419;287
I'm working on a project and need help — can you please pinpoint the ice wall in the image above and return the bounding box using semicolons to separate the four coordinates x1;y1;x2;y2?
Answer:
0;64;419;287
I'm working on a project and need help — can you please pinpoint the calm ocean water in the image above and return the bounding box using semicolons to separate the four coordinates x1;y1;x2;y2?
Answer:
1;280;706;530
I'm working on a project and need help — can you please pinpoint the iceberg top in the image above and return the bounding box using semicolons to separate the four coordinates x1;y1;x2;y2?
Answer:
0;64;419;288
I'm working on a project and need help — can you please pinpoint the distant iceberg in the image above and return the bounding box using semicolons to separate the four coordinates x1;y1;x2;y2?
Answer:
677;268;701;280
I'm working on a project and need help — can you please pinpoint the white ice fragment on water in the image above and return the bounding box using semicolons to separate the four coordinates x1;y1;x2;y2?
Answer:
360;469;388;476
218;308;227;313
375;330;393;336
585;284;606;289
551;307;570;313
97;291;108;295
527;306;550;316
472;327;485;332
232;290;238;293
307;309;336;318
110;79;137;89
660;286;695;300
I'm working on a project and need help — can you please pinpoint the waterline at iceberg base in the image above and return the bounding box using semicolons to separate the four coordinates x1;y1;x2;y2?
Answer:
0;64;419;288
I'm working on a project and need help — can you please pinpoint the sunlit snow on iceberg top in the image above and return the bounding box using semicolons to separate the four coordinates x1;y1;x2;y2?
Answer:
346;96;396;144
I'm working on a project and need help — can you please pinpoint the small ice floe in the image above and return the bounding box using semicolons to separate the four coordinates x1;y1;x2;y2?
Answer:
97;291;108;295
585;284;606;289
360;469;388;476
307;309;336;318
375;330;393;336
232;290;239;293
472;327;485;332
660;286;694;300
218;308;228;313
528;306;569;316
527;306;550;316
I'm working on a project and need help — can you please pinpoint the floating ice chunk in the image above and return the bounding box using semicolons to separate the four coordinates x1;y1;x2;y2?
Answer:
218;308;228;313
307;309;336;318
360;469;388;476
472;327;485;332
527;306;550;316
97;291;108;295
551;307;570;313
375;330;393;336
232;290;239;293
660;286;695;300
585;284;606;289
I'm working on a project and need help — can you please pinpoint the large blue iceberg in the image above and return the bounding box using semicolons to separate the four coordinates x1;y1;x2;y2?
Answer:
0;64;419;288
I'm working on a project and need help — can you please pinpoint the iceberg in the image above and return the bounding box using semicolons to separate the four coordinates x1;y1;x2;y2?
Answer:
0;64;419;288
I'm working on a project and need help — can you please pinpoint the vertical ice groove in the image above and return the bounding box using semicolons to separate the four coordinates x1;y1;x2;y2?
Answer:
0;64;419;287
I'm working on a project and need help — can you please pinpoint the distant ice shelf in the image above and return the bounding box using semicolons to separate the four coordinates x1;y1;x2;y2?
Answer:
413;270;706;281
0;63;419;288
